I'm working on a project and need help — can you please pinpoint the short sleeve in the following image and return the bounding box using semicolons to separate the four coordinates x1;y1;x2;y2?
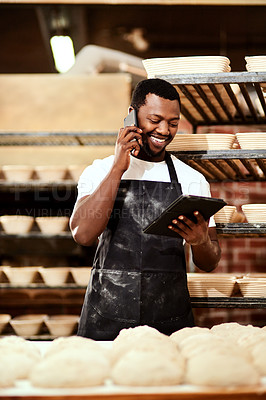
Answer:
76;156;114;201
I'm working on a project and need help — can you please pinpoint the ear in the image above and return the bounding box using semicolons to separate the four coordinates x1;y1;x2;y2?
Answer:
128;106;134;113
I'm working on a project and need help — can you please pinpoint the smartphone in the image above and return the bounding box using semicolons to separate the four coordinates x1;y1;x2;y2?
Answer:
124;108;138;128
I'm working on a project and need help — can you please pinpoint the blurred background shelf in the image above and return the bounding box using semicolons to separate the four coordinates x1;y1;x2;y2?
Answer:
0;131;117;146
0;181;77;191
170;150;266;182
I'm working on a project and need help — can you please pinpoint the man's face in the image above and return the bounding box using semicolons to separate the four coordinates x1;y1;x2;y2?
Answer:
136;93;180;162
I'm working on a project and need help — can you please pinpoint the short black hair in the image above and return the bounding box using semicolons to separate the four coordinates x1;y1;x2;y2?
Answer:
131;78;181;111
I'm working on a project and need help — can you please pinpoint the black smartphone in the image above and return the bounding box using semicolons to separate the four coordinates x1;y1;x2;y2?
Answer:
124;108;138;128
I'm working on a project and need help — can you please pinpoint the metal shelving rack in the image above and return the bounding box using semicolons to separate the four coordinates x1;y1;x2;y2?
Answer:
163;71;266;312
1;72;266;318
158;71;266;131
170;150;266;182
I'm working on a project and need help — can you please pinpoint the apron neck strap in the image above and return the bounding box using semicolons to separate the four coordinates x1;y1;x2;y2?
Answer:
165;152;179;183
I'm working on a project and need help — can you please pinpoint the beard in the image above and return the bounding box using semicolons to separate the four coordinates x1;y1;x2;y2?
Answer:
141;131;172;159
142;141;165;158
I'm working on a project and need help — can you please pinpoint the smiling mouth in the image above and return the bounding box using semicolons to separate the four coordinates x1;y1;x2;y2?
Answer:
149;135;170;146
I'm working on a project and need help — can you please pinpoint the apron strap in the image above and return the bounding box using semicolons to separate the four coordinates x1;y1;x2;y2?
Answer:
165;152;179;184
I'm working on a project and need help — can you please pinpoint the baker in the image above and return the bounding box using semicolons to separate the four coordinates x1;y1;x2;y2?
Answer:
70;78;221;340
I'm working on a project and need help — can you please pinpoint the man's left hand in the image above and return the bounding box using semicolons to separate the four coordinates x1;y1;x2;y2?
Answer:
168;211;209;246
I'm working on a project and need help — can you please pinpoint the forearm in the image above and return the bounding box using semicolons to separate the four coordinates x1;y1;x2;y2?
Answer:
70;165;123;246
191;237;221;272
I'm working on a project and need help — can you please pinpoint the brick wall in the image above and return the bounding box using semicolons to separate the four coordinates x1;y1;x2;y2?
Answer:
193;180;266;327
211;181;266;274
181;124;266;327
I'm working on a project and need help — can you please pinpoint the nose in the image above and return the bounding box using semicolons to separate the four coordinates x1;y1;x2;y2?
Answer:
156;121;169;136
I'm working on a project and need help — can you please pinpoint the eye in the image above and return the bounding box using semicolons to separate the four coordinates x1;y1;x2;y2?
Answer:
148;119;160;124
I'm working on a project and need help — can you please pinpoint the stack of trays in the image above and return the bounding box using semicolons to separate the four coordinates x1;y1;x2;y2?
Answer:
142;56;231;77
0;215;70;235
245;55;266;94
142;56;233;122
214;205;237;223
1;165;34;182
241;204;266;223
236;132;266;150
35;216;69;235
0;314;11;334
38;267;70;286
34;166;67;181
236;277;266;297
187;273;237;297
167;133;235;151
0;164;86;182
1;266;38;286
9;314;47;336
245;55;266;72
0;215;34;234
70;267;92;286
0;265;92;287
44;315;79;337
0;314;80;337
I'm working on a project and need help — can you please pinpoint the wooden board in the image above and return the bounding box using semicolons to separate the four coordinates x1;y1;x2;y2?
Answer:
0;74;131;132
1;386;266;400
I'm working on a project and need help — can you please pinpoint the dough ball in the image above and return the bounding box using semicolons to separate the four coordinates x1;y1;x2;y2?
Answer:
0;355;19;387
185;352;260;387
30;348;110;388
111;325;168;364
211;323;260;342
0;336;41;379
44;335;109;359
170;327;210;345
111;348;184;386
237;331;266;351
250;341;266;376
114;325;163;345
131;336;183;366
0;335;40;360
179;333;250;361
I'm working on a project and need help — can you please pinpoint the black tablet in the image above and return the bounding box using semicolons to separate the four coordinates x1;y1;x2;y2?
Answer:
143;195;226;238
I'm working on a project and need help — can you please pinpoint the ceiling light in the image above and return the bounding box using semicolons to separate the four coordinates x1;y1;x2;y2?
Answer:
50;35;75;73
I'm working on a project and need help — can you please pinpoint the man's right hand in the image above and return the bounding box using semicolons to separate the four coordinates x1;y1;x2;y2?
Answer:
113;126;143;173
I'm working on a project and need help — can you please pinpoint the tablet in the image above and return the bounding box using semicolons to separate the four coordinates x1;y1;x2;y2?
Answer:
143;195;226;238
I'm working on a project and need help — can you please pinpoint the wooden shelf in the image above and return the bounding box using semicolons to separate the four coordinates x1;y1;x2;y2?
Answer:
170;149;266;182
0;181;77;192
0;132;117;146
1;225;266;239
191;297;266;308
0;283;86;289
160;72;266;131
0;232;73;239
216;223;266;237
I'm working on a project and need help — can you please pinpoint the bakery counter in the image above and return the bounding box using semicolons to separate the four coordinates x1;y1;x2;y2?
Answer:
1;381;266;400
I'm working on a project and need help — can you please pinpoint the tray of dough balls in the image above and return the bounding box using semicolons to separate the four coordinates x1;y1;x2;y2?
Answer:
1;323;266;398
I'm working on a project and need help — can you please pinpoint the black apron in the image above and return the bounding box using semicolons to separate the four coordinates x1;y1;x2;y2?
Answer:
78;152;194;340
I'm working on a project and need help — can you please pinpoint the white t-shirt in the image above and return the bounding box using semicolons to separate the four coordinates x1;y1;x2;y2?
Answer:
77;154;215;227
